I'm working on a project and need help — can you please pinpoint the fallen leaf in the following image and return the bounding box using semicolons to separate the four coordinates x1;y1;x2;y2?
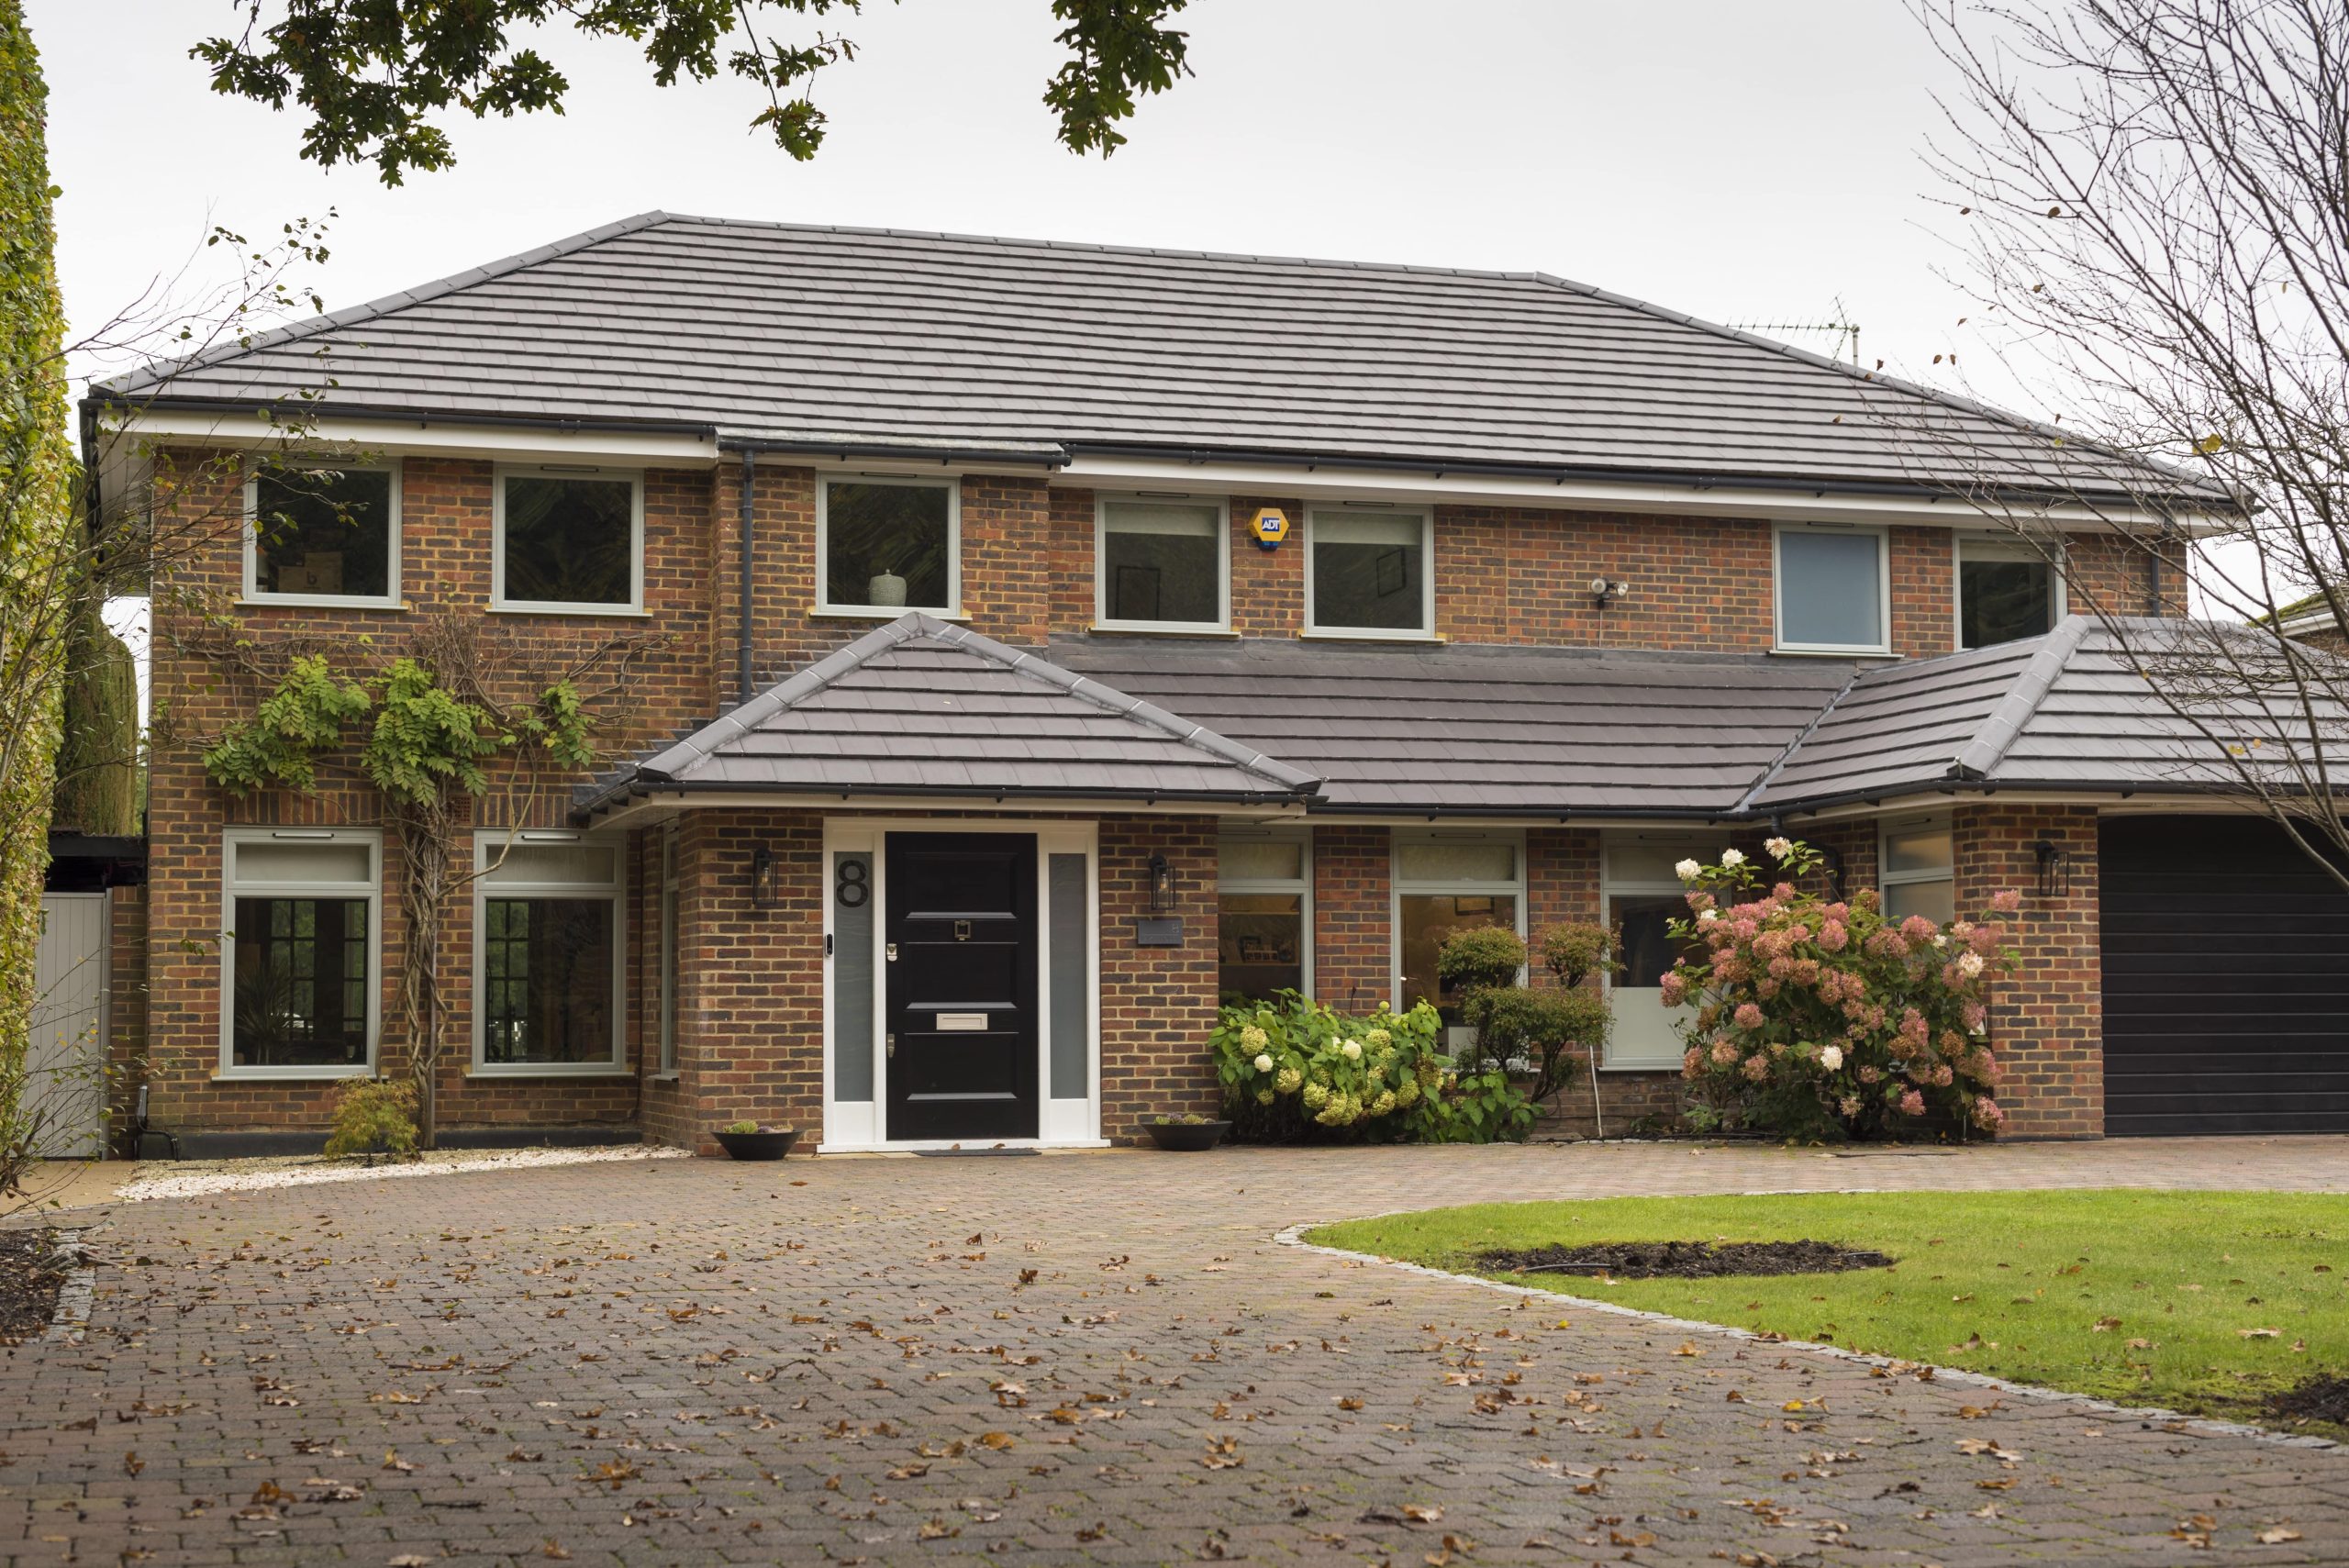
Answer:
2256;1527;2304;1544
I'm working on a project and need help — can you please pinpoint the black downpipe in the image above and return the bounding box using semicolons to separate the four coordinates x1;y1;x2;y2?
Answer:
737;450;756;705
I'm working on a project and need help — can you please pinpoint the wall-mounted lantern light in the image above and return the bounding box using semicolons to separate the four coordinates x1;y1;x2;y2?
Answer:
750;846;776;908
2033;839;2069;898
1148;852;1176;914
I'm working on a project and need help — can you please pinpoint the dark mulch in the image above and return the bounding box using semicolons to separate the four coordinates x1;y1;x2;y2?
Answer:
0;1229;67;1344
2267;1374;2349;1429
1478;1239;1895;1280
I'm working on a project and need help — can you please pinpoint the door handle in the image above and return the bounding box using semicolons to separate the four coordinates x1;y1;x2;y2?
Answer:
885;942;898;962
886;1033;896;1058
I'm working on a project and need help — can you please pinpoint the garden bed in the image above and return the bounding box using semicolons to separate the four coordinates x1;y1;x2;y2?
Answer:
0;1230;66;1344
1481;1238;1892;1278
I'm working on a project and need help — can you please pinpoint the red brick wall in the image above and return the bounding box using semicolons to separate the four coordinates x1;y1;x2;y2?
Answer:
106;884;148;1154
1098;816;1223;1140
1955;803;2102;1138
1310;824;1391;1012
2065;531;2190;619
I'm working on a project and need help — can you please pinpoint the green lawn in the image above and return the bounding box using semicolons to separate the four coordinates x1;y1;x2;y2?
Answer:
1307;1190;2348;1432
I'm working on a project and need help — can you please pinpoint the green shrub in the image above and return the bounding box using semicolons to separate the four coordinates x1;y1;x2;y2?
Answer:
323;1078;419;1161
1434;926;1527;994
722;1118;759;1135
1208;991;1532;1143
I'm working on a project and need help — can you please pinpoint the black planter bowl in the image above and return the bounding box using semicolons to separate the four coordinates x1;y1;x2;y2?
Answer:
713;1127;800;1161
1146;1118;1231;1152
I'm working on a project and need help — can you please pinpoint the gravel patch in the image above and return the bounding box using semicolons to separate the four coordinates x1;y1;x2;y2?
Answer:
118;1143;689;1201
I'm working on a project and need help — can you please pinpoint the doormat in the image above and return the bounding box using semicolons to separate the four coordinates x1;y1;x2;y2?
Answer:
911;1147;1040;1158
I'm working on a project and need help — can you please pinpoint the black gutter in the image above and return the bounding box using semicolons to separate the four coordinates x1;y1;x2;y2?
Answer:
736;450;756;705
572;776;1317;824
1062;439;2224;514
79;392;718;440
716;437;1068;469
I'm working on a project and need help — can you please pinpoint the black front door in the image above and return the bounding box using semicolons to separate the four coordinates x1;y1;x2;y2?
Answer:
885;833;1039;1140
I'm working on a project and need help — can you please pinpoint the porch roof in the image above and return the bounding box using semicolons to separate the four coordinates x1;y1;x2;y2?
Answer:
573;614;1321;814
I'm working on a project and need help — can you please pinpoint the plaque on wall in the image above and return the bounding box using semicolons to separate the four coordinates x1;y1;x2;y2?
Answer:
1132;917;1185;948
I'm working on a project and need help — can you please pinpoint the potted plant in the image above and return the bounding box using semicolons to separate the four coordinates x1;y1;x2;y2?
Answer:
1145;1112;1231;1151
713;1119;799;1160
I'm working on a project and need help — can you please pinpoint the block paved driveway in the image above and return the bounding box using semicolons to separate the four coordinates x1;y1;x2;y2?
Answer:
6;1138;2349;1567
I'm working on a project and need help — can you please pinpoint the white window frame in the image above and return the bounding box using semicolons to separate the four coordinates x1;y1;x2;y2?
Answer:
471;829;629;1076
1954;534;2067;651
491;464;645;616
1599;833;1709;1071
1215;823;1312;995
656;824;680;1079
1390;828;1527;1017
241;459;404;609
1304;506;1437;640
1095;494;1231;633
815;473;963;617
218;827;383;1081
1877;811;1957;920
1773;521;1892;656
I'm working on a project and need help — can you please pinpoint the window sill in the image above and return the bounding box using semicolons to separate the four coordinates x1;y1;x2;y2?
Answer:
237;596;407;613
1087;622;1241;639
809;606;965;622
1298;628;1444;645
648;1072;681;1084
1770;644;1896;659
489;604;653;619
1598;1061;1686;1074
213;1065;374;1083
467;1065;634;1079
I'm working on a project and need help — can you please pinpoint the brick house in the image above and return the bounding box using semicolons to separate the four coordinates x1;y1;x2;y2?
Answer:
86;213;2348;1153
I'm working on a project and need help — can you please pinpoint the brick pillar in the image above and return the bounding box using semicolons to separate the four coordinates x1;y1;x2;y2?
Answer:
1098;815;1220;1141
1955;803;2101;1138
1230;495;1306;635
1312;824;1391;1011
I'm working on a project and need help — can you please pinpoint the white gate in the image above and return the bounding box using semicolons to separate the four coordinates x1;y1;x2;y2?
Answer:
29;894;107;1158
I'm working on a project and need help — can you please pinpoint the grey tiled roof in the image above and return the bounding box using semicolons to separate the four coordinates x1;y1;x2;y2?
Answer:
578;614;1319;811
106;212;2215;501
1049;637;1854;816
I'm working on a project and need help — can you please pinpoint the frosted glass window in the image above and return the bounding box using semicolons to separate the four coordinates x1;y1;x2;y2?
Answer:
833;851;874;1101
1219;838;1303;883
1048;853;1089;1099
1884;824;1954;878
1101;502;1221;626
1396;840;1517;884
1777;528;1885;650
233;840;372;886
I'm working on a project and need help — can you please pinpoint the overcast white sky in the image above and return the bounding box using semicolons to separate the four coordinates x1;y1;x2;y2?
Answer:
35;0;2011;400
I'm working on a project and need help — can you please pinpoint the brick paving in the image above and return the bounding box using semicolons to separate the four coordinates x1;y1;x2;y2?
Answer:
3;1137;2346;1566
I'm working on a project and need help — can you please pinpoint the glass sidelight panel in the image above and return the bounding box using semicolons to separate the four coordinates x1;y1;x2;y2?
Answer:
833;851;875;1101
1048;852;1088;1099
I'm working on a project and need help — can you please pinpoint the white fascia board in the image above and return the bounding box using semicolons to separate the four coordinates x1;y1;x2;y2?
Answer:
1053;452;2213;534
109;407;721;468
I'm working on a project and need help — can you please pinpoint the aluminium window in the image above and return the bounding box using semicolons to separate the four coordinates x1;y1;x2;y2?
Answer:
1097;497;1228;630
1217;828;1310;1006
474;833;628;1073
220;828;381;1077
1958;537;2063;649
1601;836;1709;1070
818;476;959;614
494;467;643;612
244;461;400;606
1306;509;1433;637
1879;814;1956;925
1392;831;1523;1031
1774;523;1890;653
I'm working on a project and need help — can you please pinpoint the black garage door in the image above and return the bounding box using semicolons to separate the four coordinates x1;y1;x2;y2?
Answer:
2100;815;2349;1135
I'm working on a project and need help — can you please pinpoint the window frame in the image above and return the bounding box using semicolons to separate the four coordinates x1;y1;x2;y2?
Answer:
241;459;404;609
471;829;630;1076
1303;506;1437;640
1954;533;2067;651
491;464;646;616
815;473;963;617
656;824;680;1079
1877;811;1957;922
1772;521;1893;656
217;827;383;1080
1598;833;1709;1071
1094;494;1231;633
1215;824;1313;1000
1389;828;1526;1014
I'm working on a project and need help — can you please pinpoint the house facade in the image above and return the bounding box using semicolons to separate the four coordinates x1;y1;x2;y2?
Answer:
93;214;2348;1154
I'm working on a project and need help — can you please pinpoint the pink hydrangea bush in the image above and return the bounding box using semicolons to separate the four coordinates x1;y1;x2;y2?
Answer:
1664;838;2020;1140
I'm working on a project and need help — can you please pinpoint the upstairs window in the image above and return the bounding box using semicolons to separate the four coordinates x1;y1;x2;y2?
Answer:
495;468;642;612
1097;498;1227;630
819;477;958;614
222;829;380;1076
246;462;399;605
1775;523;1889;654
1307;509;1433;637
1959;537;2062;649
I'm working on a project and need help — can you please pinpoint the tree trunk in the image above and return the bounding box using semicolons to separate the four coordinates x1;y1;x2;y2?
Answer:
398;817;449;1149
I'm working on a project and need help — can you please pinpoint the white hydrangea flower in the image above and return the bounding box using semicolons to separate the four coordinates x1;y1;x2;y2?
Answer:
1697;907;1720;924
1675;858;1703;882
1956;951;1985;978
1253;1052;1275;1073
1341;1039;1364;1061
1819;1044;1844;1071
1765;836;1794;860
1720;847;1747;868
1932;933;1949;949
